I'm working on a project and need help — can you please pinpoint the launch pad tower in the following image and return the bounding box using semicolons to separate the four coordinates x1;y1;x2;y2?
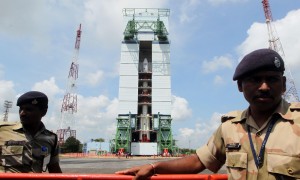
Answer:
114;8;174;155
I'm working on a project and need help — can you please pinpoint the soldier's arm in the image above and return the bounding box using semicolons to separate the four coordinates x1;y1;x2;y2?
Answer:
48;162;62;173
116;154;205;179
48;133;62;173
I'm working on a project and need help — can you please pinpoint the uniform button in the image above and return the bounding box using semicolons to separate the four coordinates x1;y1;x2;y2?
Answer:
256;132;261;136
287;168;293;175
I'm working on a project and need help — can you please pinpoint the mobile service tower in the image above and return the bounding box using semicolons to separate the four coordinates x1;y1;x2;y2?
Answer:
113;8;174;156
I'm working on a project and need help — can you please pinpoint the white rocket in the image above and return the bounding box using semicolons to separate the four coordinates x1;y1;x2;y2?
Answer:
143;58;148;72
140;58;150;141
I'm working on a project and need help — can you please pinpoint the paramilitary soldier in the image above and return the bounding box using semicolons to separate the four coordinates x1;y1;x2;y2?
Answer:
0;91;62;173
116;48;300;180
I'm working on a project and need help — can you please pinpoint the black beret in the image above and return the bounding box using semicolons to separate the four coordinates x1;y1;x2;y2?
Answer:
17;91;48;108
233;48;285;81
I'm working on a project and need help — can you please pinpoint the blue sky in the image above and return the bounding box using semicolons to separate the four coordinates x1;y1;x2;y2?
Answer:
1;0;300;149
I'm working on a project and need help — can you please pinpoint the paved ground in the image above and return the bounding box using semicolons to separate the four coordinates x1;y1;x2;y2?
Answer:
60;156;227;174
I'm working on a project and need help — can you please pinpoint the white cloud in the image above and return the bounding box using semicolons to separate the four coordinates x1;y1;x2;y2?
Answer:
0;0;50;37
7;77;119;143
202;55;233;73
275;10;300;68
85;70;104;86
176;112;222;149
179;128;194;138
0;80;18;121
237;9;300;65
0;80;16;104
32;77;63;101
178;0;201;24
71;95;118;141
213;75;225;85
42;92;119;143
75;96;119;142
78;95;111;114
237;9;300;91
171;95;192;121
236;22;269;58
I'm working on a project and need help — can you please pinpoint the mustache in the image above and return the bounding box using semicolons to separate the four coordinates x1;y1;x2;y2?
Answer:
253;92;273;99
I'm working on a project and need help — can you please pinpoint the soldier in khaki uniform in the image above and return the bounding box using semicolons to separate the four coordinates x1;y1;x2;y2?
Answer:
115;48;300;179
0;91;62;173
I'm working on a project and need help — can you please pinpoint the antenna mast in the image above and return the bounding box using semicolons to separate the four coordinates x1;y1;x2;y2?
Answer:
57;24;82;144
262;0;299;102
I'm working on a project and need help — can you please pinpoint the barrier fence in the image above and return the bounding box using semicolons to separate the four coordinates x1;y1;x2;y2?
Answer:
60;153;179;158
0;173;228;180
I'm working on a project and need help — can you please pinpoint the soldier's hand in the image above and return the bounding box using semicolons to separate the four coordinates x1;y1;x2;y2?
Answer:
115;164;155;180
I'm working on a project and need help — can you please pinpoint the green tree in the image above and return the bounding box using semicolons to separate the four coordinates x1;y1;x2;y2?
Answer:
63;136;81;153
92;138;105;142
179;148;196;155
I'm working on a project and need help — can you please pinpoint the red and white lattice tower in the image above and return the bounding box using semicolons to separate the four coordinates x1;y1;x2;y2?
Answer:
57;24;82;144
262;0;299;102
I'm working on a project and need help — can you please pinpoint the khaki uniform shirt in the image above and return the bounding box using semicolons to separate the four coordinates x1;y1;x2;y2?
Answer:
0;122;59;173
196;100;300;179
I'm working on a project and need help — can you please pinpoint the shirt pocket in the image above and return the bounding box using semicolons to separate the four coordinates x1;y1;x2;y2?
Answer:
226;152;247;180
1;146;24;166
267;153;300;179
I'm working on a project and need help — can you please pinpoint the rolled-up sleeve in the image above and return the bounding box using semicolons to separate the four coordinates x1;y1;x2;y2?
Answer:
196;125;226;173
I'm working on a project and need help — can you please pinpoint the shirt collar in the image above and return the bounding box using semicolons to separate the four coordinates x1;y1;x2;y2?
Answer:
12;122;46;133
231;99;294;123
12;122;23;131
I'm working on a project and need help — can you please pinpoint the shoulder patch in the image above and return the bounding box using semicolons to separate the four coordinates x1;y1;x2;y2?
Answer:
221;111;243;123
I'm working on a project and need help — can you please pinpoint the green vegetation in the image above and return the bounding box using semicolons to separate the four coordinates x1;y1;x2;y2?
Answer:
91;138;105;142
179;148;196;155
61;136;82;153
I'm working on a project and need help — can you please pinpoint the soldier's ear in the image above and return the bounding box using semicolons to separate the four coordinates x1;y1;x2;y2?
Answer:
282;76;286;94
237;80;243;92
40;108;48;117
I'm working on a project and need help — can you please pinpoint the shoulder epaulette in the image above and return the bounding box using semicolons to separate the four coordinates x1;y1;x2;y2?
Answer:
221;111;243;123
45;129;57;136
289;102;300;112
0;121;17;126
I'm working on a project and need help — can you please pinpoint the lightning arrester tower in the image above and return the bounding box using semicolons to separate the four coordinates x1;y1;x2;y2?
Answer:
57;24;82;144
262;0;299;102
113;8;176;156
3;100;12;122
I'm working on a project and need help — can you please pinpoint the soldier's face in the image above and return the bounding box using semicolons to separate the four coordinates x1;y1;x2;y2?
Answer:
19;104;43;126
238;71;286;112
